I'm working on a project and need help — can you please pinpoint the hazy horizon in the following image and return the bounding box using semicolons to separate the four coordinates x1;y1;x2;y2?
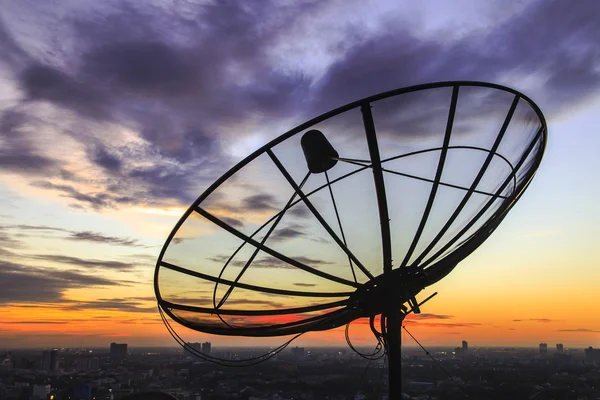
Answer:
1;0;599;350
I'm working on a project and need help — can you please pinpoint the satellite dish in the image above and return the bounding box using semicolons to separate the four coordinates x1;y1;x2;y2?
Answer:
154;81;547;398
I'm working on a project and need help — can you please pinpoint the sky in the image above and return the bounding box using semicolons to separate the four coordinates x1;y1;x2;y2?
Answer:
0;0;599;350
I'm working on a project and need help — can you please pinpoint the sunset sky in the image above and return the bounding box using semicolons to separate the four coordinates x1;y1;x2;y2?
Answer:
1;0;599;350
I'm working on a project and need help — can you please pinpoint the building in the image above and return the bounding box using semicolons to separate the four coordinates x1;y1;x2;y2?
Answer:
72;384;92;400
42;349;58;371
585;346;600;362
556;343;564;353
110;343;128;360
291;346;305;359
185;342;203;358
462;340;468;352
76;357;99;371
202;341;212;356
539;343;548;355
32;384;51;399
0;351;12;373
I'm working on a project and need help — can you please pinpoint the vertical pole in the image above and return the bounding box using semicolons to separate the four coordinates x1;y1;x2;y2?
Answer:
387;311;405;399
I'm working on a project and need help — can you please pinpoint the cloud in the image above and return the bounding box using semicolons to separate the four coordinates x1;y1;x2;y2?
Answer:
293;282;317;287
4;224;144;247
220;217;244;229
242;194;278;212
404;321;481;328
288;207;311;218
0;0;599;212
310;0;600;115
66;231;142;247
208;253;333;269
162;295;283;309
0;1;314;209
68;298;157;313
513;318;556;323
30;254;138;271
0;321;70;325
31;180;134;209
91;145;123;172
270;224;306;242
556;328;600;333
0;260;124;304
407;313;455;320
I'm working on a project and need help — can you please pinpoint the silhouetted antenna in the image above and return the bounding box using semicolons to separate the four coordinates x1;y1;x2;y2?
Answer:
154;81;547;398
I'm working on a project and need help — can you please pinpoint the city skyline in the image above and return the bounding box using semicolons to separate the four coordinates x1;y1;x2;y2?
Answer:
1;0;600;349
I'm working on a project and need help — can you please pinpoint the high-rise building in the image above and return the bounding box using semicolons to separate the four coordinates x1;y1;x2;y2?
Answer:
556;343;564;353
291;346;305;359
202;341;212;356
0;352;12;373
110;343;128;360
184;342;203;358
41;349;58;371
539;343;548;355
462;340;468;352
585;346;600;361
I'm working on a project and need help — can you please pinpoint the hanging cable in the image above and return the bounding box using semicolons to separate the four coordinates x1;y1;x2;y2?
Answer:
158;306;303;367
345;318;385;360
352;350;374;398
402;325;469;397
375;355;387;399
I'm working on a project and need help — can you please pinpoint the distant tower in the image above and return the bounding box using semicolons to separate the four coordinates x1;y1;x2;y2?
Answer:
41;349;58;371
462;340;468;352
291;346;305;359
109;343;128;360
556;343;564;353
185;342;202;358
539;343;548;355
201;342;212;356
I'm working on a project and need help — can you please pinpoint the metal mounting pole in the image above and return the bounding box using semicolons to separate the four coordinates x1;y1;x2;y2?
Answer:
387;311;405;399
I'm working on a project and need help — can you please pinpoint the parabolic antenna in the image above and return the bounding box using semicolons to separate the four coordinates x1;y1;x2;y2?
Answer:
154;81;547;397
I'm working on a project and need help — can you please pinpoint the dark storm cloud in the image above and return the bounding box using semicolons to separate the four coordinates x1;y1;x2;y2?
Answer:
0;260;121;304
30;254;138;271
